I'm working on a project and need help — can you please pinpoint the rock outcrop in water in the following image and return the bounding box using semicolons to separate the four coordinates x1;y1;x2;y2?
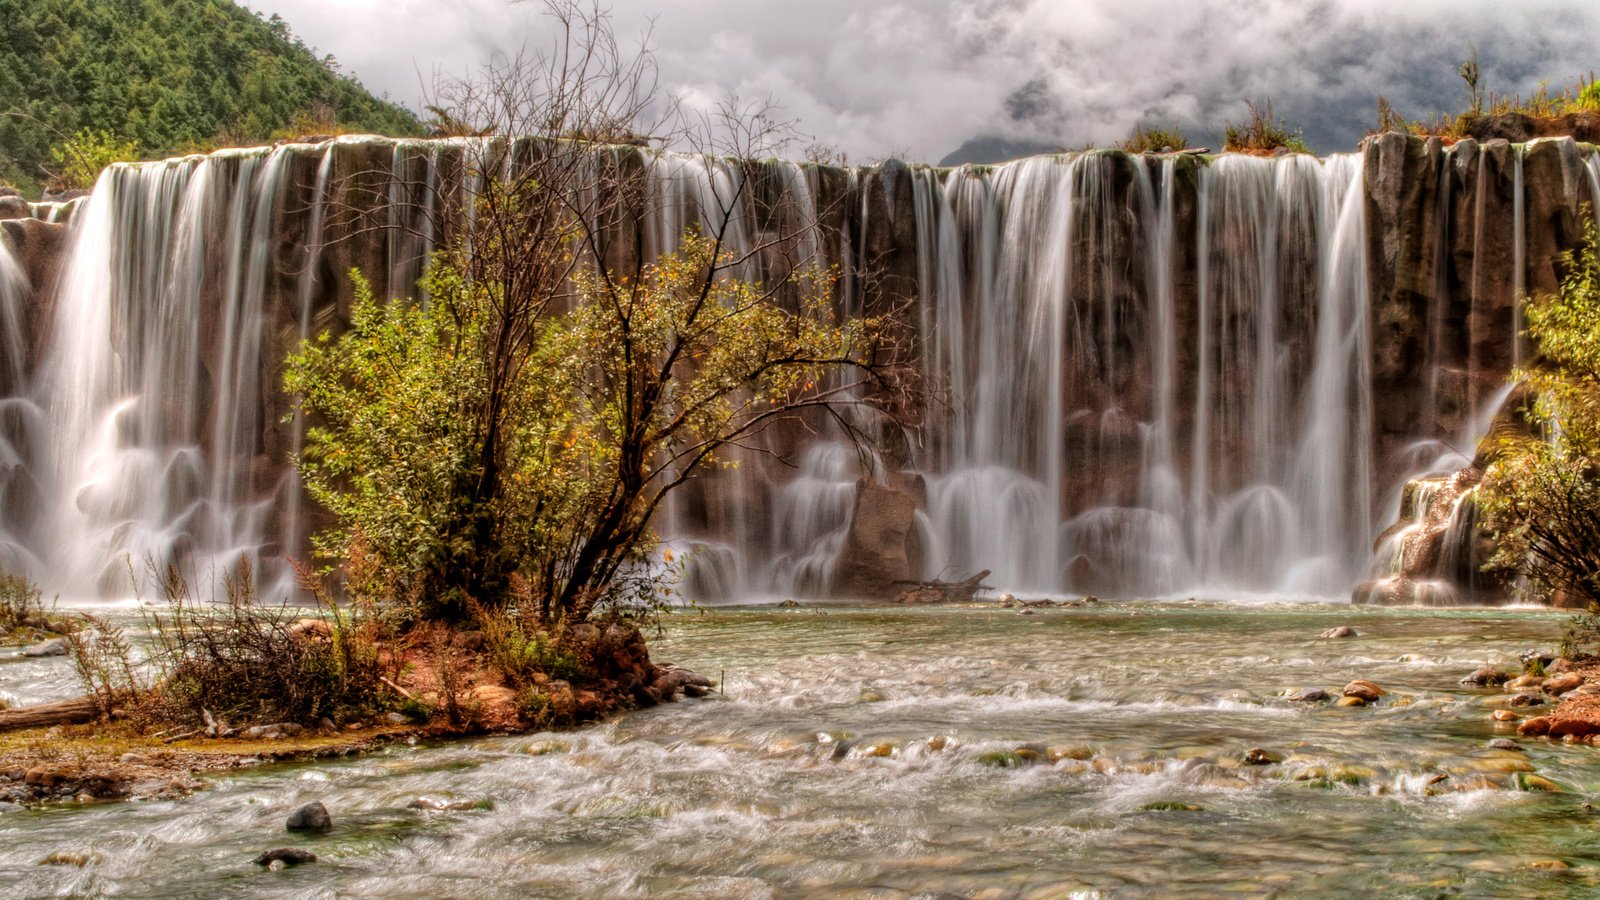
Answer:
1;134;1597;603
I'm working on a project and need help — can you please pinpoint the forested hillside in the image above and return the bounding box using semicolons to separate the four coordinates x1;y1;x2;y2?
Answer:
0;0;419;194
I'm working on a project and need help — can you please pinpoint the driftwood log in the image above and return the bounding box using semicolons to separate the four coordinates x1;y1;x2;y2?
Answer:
0;695;99;732
893;570;993;604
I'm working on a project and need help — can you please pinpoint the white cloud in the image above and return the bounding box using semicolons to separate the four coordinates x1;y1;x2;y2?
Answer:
242;0;1600;162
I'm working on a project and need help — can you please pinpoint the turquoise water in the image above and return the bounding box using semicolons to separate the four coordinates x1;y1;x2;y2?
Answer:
3;601;1599;898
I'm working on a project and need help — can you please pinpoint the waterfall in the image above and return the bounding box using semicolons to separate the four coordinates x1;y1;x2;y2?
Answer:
0;137;1591;603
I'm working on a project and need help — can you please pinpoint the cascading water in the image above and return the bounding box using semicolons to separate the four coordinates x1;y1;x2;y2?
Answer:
1;136;1593;603
907;152;1372;598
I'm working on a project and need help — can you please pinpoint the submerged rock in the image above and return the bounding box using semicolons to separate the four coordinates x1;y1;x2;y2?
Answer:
1517;717;1553;737
1287;688;1331;703
1242;748;1282;765
21;638;68;657
1488;738;1524;752
1492;709;1521;722
285;801;332;834
1506;674;1545;691
1336;696;1368;707
1507;692;1547;708
1320;626;1358;639
1343;680;1386;702
254;848;317;866
1462;667;1511;686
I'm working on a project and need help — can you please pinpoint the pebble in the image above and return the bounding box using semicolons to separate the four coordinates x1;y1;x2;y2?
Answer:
1491;709;1521;722
1507;692;1547;707
1518;716;1553;737
1320;626;1357;639
1488;738;1523;752
285;801;333;834
1336;695;1367;707
384;712;410;725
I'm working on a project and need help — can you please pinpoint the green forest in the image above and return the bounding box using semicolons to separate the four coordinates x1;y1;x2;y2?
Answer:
0;0;419;195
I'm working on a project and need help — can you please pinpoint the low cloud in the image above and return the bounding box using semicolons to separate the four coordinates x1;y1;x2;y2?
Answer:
245;0;1600;161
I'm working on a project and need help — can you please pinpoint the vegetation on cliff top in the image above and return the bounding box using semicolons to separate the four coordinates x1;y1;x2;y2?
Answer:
0;0;419;194
1481;220;1600;608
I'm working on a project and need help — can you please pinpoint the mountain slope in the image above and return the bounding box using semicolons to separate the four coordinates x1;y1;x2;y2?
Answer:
0;0;419;194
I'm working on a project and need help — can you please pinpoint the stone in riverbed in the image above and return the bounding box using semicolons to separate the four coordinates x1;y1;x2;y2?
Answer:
1461;666;1511;686
254;848;317;866
1320;626;1358;639
1517;716;1553;737
1542;672;1584;695
1546;718;1600;738
1336;695;1368;707
1287;688;1331;703
21;638;68;657
1507;692;1547;707
285;801;333;834
1343;680;1386;702
1506;674;1545;691
1488;738;1523;751
1492;709;1521;722
1242;748;1282;765
1529;858;1570;871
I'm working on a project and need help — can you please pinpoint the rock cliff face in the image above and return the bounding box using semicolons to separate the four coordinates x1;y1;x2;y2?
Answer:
0;134;1594;602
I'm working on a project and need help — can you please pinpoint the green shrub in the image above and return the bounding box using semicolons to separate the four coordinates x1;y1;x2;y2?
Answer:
1223;100;1310;155
1121;124;1189;154
48;129;139;191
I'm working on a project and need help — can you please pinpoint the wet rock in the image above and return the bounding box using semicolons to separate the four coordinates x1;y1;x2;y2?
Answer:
1542;672;1584;695
1492;709;1521;722
996;593;1016;607
254;848;317;867
1336;695;1368;707
1461;666;1511;686
778;599;800;608
1515;772;1562;792
1506;674;1545;691
1520;649;1557;669
408;796;491;811
1507;692;1547;707
1517;716;1553;737
1242;748;1282;765
1320;626;1358;639
1343;680;1386;702
1546;718;1600;738
285;801;332;834
1287;688;1331;703
1488;738;1523;751
38;852;91;867
858;690;886;703
0;801;22;813
21;638;68;657
1047;745;1093;762
1529;858;1571;871
1017;608;1034;616
0;195;29;220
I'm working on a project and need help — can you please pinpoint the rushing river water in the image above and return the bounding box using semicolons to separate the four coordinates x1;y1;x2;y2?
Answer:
4;601;1600;898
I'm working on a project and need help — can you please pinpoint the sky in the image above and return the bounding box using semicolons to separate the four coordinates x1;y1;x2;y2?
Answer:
242;0;1600;164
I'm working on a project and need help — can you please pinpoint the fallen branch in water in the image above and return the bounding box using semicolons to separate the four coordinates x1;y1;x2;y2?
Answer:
892;570;993;604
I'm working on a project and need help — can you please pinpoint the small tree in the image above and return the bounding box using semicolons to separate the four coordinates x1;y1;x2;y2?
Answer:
292;0;908;625
47;128;138;191
1480;220;1600;607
